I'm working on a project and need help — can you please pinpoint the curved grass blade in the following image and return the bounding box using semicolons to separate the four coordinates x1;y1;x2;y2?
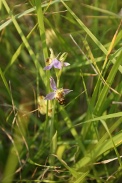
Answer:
61;0;107;55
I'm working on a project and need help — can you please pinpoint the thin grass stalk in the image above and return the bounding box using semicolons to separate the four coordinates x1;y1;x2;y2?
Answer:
34;0;51;155
35;0;48;60
34;0;49;93
35;1;57;175
49;100;56;165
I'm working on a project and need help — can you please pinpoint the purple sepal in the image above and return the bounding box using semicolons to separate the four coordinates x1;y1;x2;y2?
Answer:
50;77;57;91
63;89;73;95
43;64;53;70
45;92;55;100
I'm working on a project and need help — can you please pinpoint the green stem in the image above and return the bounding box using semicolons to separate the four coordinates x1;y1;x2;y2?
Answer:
35;3;57;175
35;0;48;60
35;0;51;154
49;100;57;180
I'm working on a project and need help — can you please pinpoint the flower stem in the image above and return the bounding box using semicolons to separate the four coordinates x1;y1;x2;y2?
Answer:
35;0;52;163
49;100;57;179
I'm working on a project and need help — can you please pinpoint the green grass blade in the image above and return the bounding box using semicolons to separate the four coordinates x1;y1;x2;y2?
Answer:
74;171;89;183
75;124;122;171
61;0;107;55
81;3;121;18
0;68;11;97
4;24;37;73
75;112;122;127
60;106;86;154
55;155;79;178
2;0;46;84
100;120;122;166
94;50;122;115
35;0;48;61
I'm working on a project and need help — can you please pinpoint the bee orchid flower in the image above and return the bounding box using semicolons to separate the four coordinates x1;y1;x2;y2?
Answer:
44;58;70;70
45;77;73;104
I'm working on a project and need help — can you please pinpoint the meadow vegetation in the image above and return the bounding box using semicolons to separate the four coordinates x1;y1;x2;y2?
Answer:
0;0;122;182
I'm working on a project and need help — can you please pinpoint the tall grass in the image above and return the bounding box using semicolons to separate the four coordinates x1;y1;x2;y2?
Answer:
0;0;122;182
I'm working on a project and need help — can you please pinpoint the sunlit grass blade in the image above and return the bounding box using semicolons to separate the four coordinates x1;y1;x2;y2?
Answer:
73;171;89;183
55;155;79;178
100;120;122;166
75;123;122;171
102;20;122;70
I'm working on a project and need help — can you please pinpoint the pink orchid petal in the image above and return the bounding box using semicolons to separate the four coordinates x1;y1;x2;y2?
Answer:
63;89;73;95
44;64;53;70
50;77;57;90
45;92;55;100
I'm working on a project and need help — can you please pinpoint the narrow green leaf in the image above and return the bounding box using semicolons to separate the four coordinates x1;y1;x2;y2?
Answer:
75;129;122;170
55;155;79;178
61;0;107;55
100;120;122;166
0;68;11;97
94;50;122;115
74;116;122;176
2;0;46;85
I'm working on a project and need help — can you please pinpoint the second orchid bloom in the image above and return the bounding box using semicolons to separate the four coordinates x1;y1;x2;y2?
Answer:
45;77;73;105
